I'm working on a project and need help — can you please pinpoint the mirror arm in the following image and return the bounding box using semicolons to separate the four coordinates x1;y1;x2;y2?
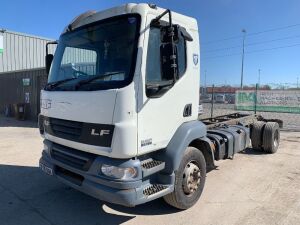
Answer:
166;12;178;83
152;9;172;27
153;9;177;82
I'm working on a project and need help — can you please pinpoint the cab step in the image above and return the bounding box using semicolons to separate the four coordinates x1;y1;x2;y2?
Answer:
141;159;165;177
143;184;168;196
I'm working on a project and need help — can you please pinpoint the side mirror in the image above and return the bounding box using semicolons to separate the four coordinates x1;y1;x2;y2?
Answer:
45;41;58;76
161;25;179;43
161;25;193;43
45;54;54;75
160;43;178;81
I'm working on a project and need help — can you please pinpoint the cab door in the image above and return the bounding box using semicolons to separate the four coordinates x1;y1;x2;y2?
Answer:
137;14;199;156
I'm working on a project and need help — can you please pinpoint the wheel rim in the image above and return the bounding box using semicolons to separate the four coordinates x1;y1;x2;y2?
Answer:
182;161;201;195
274;130;279;147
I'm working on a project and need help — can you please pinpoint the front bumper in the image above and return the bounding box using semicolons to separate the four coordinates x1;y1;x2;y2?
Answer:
39;140;174;207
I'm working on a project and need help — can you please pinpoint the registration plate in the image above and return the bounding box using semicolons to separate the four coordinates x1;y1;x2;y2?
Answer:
40;163;53;176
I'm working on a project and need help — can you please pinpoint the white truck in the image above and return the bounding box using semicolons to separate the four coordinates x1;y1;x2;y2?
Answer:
39;3;281;209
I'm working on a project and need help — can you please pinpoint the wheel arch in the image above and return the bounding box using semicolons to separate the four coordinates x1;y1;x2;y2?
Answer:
156;121;215;174
189;137;215;171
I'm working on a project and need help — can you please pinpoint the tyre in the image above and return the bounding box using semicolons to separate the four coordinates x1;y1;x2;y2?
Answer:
163;147;206;209
263;122;280;153
251;121;265;149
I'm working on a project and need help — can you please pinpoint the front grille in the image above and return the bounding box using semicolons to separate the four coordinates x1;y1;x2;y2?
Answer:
51;143;96;171
50;118;82;140
44;116;114;147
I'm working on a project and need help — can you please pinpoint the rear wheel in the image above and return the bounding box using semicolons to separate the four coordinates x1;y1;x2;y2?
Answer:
163;147;206;209
263;122;280;153
251;121;265;149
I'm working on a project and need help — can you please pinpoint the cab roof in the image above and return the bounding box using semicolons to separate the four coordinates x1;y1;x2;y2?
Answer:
63;3;198;34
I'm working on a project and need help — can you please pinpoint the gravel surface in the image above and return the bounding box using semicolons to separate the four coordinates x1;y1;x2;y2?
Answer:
0;117;299;225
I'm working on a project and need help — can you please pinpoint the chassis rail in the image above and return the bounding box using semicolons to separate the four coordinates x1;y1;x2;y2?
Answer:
200;113;283;129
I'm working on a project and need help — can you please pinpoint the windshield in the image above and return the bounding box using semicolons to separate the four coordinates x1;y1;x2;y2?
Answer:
48;14;141;91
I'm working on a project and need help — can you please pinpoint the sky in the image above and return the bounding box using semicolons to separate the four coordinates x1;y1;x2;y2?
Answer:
1;0;300;86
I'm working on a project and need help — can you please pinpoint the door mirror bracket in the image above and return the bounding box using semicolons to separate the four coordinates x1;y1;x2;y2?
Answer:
152;9;179;84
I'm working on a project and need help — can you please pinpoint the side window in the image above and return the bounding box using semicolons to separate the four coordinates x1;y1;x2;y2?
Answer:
146;27;186;85
146;28;161;83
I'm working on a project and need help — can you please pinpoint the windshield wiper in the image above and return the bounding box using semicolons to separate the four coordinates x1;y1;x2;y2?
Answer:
75;72;123;89
45;77;78;90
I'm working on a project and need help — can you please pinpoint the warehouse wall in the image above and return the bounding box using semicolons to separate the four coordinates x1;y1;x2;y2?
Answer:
0;30;56;73
0;68;47;120
0;29;100;121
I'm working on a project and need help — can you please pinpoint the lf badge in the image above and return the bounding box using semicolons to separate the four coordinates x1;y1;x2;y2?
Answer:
91;129;110;136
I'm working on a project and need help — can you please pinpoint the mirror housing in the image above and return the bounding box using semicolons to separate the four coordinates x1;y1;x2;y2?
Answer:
160;24;193;43
179;26;193;42
45;41;58;76
45;54;53;75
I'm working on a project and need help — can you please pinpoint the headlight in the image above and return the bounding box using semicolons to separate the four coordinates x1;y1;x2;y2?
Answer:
101;164;137;179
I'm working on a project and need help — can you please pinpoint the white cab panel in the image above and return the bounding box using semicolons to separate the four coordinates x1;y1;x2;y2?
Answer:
111;83;138;158
41;89;117;124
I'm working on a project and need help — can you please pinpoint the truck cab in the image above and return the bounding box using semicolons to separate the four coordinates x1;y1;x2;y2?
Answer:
41;3;200;158
39;3;280;209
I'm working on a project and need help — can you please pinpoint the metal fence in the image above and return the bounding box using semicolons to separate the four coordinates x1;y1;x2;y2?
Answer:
199;84;300;130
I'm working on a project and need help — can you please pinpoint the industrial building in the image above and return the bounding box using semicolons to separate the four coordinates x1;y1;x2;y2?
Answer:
0;29;56;120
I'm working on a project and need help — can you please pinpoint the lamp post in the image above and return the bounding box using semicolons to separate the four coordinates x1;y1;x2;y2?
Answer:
204;70;207;94
258;69;261;86
240;29;246;89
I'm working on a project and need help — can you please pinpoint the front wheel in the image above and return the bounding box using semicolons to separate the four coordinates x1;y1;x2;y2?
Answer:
163;147;206;209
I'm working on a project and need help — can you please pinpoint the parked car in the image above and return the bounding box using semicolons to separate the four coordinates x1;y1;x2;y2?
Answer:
215;94;226;103
200;94;212;103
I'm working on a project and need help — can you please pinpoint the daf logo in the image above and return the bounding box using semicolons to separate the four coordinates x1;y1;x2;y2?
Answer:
91;129;110;136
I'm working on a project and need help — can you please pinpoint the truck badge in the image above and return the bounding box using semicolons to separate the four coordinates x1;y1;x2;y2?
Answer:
91;129;110;136
193;54;199;65
41;99;52;109
141;138;152;147
44;120;50;126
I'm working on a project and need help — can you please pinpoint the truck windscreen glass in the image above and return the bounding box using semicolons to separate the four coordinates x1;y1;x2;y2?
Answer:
47;14;141;91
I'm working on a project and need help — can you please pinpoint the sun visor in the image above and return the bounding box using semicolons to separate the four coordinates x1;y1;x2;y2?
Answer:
62;10;97;34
